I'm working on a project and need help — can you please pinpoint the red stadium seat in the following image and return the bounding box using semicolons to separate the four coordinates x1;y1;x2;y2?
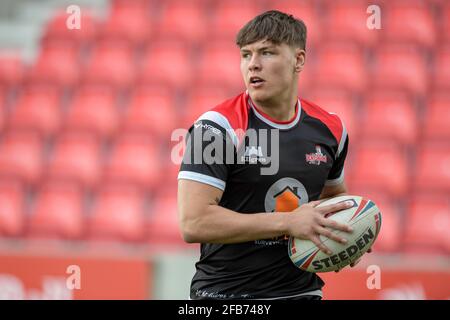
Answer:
0;130;44;184
267;0;320;47
28;181;85;239
47;131;102;189
0;179;25;237
197;41;243;93
323;0;379;47
147;194;184;245
182;87;229;129
89;183;145;242
404;195;450;254
362;91;418;146
370;198;403;252
371;45;428;97
82;40;136;90
139;41;193;90
209;0;263;40
65;85;119;139
442;3;450;44
104;133;161;189
123;86;178;138
156;1;207;43
0;51;24;87
383;4;436;48
305;89;357;139
28;40;80;88
349;142;410;197
100;2;152;45
8;84;62;137
432;45;450;91
313;42;367;94
424;93;450;140
42;10;98;46
414;143;450;193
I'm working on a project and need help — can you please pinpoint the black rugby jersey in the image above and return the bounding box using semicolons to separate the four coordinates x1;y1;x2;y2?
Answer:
178;91;349;300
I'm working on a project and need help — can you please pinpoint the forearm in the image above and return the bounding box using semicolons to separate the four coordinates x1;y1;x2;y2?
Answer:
181;204;289;244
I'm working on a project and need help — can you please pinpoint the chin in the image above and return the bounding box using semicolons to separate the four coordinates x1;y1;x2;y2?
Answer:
248;89;270;103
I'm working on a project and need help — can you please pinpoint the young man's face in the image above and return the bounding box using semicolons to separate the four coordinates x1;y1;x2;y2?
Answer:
240;39;304;104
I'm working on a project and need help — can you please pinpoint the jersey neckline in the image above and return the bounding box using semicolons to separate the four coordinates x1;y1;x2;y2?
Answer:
247;95;302;130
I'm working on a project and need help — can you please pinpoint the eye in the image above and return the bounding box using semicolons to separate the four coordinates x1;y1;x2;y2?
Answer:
241;53;250;59
262;51;273;56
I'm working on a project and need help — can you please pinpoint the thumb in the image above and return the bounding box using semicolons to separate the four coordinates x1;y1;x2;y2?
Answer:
308;200;323;208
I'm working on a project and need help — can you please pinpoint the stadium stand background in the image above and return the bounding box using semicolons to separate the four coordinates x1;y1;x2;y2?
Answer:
0;0;448;299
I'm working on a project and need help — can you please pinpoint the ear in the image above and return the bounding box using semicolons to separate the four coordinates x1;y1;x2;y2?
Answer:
294;48;306;73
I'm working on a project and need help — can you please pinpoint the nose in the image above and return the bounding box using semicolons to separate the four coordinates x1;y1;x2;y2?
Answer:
248;54;261;72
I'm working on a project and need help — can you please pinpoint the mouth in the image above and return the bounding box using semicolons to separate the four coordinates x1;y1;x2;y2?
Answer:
249;76;265;88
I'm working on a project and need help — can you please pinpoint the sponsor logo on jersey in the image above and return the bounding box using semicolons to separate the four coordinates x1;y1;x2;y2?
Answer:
241;146;268;164
305;145;327;165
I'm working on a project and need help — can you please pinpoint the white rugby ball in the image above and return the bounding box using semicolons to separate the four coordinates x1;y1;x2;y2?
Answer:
288;195;382;273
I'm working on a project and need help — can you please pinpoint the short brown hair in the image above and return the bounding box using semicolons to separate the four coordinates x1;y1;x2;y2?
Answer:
236;10;307;50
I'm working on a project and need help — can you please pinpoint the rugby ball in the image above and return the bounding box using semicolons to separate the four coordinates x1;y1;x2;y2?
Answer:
288;195;382;273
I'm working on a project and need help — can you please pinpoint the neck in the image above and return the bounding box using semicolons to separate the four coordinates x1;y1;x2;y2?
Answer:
251;93;298;122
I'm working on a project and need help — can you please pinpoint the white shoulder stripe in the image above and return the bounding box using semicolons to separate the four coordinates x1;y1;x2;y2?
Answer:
329;113;347;159
178;171;226;191
196;111;238;148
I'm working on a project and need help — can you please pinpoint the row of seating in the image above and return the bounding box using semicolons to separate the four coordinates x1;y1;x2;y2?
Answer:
41;0;450;48
0;176;448;253
0;126;447;195
1;40;449;96
1;83;449;145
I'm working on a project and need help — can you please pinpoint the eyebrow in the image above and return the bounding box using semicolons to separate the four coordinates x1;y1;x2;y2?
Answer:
240;46;277;53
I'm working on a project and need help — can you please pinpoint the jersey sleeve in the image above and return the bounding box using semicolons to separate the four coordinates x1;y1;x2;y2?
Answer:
178;117;235;191
325;121;349;187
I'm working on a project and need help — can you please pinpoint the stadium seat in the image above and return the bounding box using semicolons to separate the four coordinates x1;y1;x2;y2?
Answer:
414;143;450;193
383;3;436;48
8;84;62;137
65;85;119;139
82;40;136;90
404;195;450;254
47;131;102;189
0;51;24;87
442;3;450;44
305;89;357;139
371;44;428;97
209;0;263;40
147;194;184;245
313;42;367;94
369;197;403;252
156;1;207;43
424;93;450;140
323;0;379;47
104;133;162;189
349;142;410;197
139;41;193;90
0;130;44;185
100;1;152;45
267;0;320;47
432;45;450;91
123;85;178;138
0;179;25;237
196;41;243;93
42;10;98;46
182;87;230;129
28;40;80;88
89;183;145;242
362;91;418;146
28;181;85;239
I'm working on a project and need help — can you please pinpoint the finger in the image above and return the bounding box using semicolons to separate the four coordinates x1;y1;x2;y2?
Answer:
319;217;353;233
317;201;353;215
314;225;348;244
307;200;323;208
310;235;332;255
